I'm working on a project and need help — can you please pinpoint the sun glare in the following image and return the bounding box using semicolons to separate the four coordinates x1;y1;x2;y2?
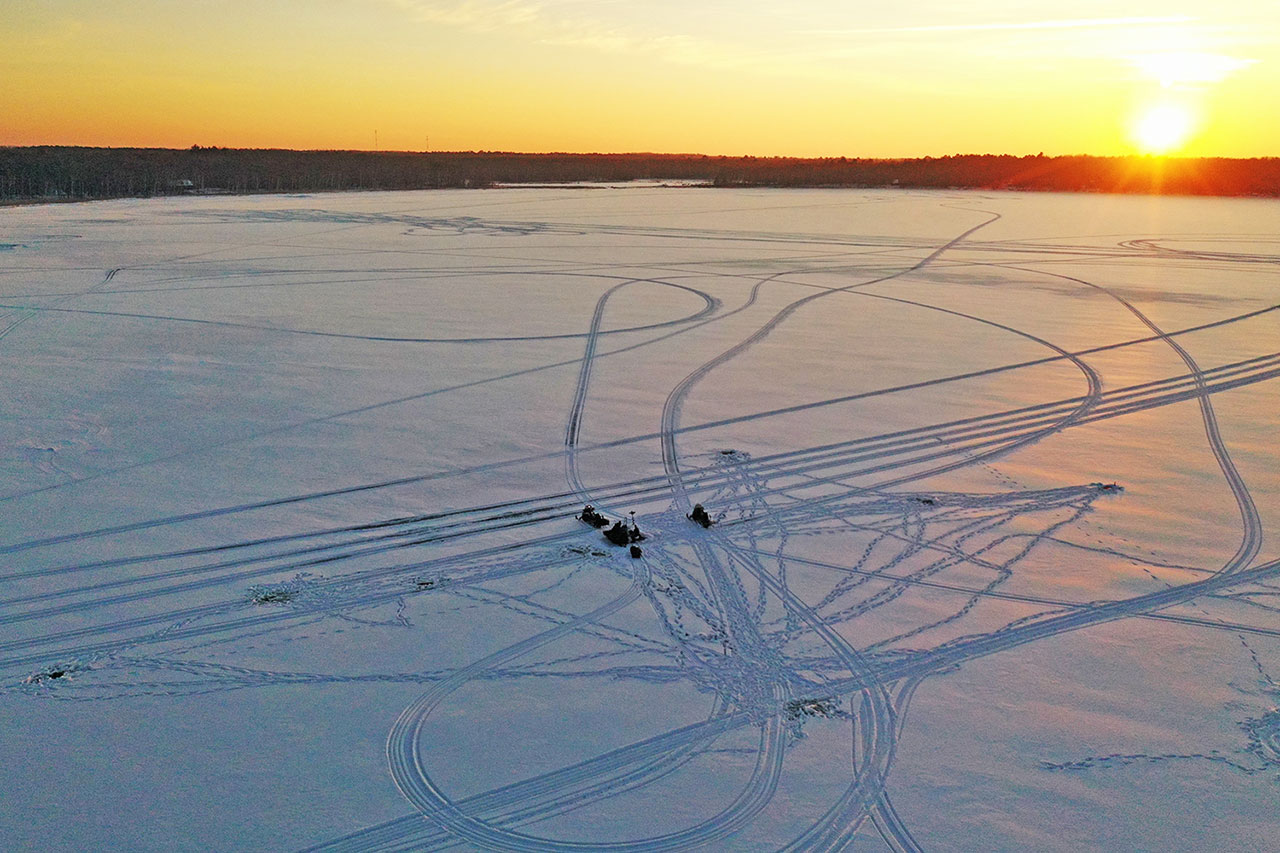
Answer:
1131;102;1194;154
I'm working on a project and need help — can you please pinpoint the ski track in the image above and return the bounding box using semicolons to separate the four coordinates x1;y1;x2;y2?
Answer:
4;193;1278;852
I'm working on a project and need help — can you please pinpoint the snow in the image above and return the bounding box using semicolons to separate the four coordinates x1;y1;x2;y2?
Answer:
1;186;1278;851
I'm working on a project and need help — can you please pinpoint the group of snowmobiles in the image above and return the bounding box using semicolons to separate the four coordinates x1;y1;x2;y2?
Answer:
576;502;717;558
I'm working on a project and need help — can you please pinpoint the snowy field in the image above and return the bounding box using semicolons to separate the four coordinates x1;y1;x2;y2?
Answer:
1;186;1278;851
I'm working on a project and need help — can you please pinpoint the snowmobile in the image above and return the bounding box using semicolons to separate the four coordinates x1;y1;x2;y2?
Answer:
688;503;713;528
577;504;609;528
604;514;646;547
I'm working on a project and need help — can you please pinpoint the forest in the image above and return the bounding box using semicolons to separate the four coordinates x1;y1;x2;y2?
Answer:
3;146;1279;201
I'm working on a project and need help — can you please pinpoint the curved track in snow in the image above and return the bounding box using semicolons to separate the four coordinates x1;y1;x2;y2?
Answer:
5;194;1278;852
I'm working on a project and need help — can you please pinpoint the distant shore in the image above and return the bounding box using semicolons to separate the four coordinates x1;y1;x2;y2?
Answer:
3;147;1278;205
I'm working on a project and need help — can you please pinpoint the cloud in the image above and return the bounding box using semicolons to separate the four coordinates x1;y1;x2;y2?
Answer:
386;0;543;31
378;3;1258;88
1130;51;1256;87
383;0;760;70
802;16;1197;37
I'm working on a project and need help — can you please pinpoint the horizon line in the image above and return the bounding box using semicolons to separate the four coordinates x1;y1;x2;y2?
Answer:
4;145;1278;161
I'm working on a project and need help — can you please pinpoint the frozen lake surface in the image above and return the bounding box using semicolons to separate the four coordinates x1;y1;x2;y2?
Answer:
1;187;1278;851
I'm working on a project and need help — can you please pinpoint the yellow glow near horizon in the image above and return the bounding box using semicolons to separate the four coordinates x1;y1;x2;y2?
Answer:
1132;102;1196;154
0;3;1275;157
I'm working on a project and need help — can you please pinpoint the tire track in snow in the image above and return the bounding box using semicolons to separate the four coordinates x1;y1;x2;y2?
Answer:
0;276;720;344
0;266;119;342
3;297;1273;534
308;551;1280;852
1010;265;1262;577
660;209;1005;511
640;206;994;849
3;355;1275;646
385;581;789;853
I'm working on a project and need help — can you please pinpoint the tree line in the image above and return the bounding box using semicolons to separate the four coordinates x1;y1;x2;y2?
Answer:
3;147;1278;201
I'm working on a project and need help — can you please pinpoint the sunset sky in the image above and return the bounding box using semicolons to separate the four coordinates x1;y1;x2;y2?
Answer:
3;1;1276;156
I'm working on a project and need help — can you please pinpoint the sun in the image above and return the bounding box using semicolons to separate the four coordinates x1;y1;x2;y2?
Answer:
1131;102;1195;154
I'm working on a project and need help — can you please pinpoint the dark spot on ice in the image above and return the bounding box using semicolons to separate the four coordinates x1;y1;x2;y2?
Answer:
248;575;317;606
784;697;846;722
25;665;79;685
252;589;294;604
565;544;609;558
416;575;450;589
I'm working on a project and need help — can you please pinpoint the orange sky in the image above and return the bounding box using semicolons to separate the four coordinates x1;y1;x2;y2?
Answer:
3;1;1276;156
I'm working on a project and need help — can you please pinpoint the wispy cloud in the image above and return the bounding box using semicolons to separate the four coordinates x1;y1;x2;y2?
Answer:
1130;51;1256;86
379;3;1259;89
384;0;760;70
804;16;1197;37
387;0;561;31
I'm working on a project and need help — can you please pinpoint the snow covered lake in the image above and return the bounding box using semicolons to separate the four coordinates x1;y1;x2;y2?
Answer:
1;186;1278;851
